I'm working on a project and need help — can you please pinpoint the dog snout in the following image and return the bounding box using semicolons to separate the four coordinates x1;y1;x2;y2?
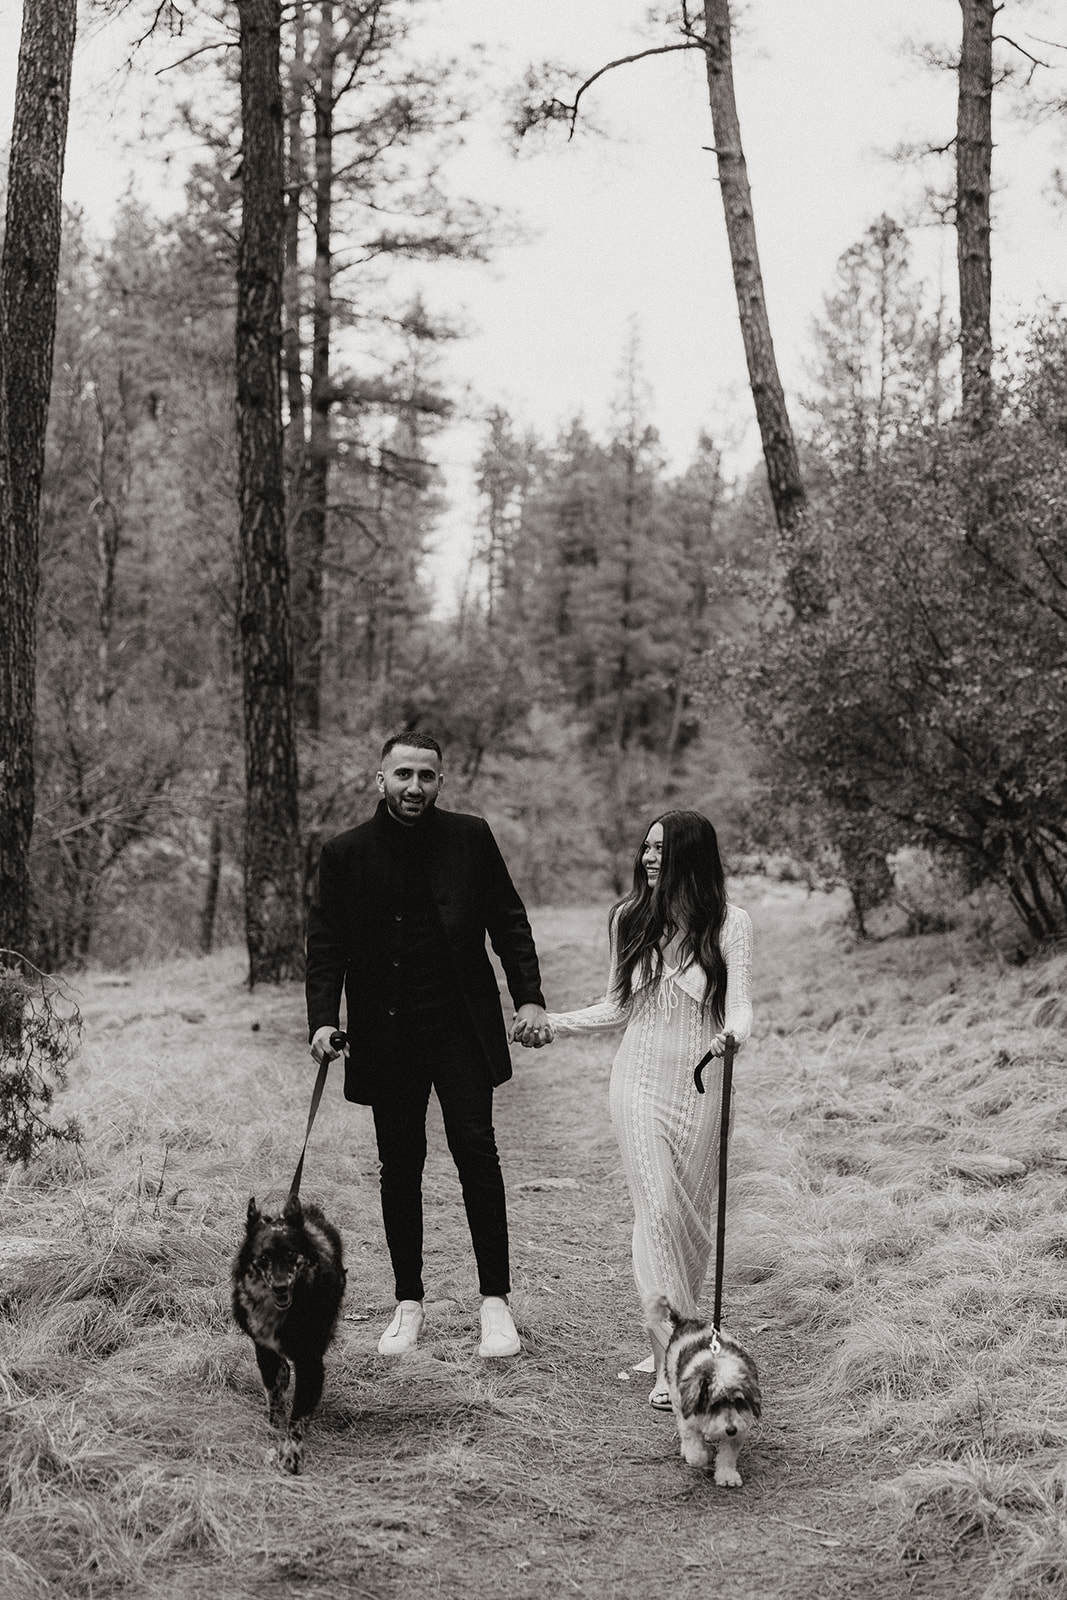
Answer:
725;1423;738;1436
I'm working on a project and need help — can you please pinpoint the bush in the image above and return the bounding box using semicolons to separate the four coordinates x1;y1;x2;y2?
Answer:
0;957;83;1166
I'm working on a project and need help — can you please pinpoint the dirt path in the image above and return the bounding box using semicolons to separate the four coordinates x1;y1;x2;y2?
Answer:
208;893;980;1599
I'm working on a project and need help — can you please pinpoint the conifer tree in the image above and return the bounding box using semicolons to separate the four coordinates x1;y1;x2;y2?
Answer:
0;0;76;958
235;0;303;983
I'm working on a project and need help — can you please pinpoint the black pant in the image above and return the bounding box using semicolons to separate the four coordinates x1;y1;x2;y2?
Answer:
371;1016;510;1302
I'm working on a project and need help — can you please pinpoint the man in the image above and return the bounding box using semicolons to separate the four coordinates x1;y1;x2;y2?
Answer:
305;732;550;1359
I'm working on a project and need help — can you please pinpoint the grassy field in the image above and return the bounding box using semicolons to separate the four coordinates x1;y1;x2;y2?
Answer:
2;881;1067;1598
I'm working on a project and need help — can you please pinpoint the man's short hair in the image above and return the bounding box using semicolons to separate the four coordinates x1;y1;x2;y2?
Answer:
380;731;443;764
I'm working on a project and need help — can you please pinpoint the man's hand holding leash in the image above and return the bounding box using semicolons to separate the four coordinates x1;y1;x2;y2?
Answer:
310;1026;350;1065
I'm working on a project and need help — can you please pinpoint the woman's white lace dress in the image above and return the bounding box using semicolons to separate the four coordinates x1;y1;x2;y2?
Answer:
548;904;753;1317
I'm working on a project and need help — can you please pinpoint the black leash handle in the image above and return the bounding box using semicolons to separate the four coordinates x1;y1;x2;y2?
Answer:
288;1029;347;1202
693;1032;732;1095
693;1032;736;1336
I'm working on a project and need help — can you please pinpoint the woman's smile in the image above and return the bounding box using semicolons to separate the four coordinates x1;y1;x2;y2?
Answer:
642;821;664;883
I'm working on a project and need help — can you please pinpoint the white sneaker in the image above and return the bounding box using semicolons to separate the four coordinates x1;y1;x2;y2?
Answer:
377;1299;423;1355
478;1295;520;1358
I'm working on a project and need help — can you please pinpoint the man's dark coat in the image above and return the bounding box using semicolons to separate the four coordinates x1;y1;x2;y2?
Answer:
305;801;545;1104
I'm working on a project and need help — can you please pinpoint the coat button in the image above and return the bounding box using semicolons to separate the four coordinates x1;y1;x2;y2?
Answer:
388;1006;396;1016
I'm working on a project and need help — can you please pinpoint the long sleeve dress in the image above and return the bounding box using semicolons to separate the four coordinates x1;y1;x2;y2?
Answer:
548;904;753;1318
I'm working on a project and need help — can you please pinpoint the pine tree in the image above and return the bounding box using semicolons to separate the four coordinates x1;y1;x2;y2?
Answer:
804;216;954;474
957;0;994;432
0;0;76;958
235;0;303;984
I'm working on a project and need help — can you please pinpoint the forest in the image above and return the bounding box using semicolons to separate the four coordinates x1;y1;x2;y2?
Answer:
1;1;1065;981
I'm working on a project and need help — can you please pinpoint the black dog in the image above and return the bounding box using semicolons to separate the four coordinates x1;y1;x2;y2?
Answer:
232;1193;346;1474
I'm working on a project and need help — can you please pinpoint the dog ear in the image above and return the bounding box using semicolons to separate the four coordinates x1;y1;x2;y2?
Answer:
737;1354;762;1418
283;1192;304;1225
678;1370;712;1419
247;1196;260;1224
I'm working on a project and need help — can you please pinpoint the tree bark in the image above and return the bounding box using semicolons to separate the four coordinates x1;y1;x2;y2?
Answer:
700;0;822;618
289;1;336;732
0;342;23;959
282;2;308;507
0;0;76;957
89;376;129;726
199;761;230;956
236;0;303;984
957;0;994;432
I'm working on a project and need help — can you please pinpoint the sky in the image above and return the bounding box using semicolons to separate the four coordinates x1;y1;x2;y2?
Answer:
2;0;1066;603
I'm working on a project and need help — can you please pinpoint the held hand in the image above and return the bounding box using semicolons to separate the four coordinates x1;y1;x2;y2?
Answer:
511;1004;553;1048
310;1025;348;1064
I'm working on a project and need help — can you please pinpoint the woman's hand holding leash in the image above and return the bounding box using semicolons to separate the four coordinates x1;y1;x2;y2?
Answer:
694;1031;737;1095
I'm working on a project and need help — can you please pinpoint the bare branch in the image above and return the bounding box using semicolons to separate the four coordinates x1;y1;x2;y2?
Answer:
155;40;234;75
1025;32;1067;53
994;32;1052;86
889;135;957;164
516;41;705;143
132;0;185;50
995;32;1052;67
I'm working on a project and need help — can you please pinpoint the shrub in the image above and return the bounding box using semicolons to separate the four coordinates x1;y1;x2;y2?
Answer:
0;957;82;1167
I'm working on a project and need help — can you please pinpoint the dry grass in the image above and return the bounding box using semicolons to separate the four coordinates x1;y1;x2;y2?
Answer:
2;886;1067;1596
730;885;1067;1595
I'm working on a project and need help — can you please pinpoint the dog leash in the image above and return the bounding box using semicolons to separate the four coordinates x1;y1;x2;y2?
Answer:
694;1031;736;1338
288;1029;347;1203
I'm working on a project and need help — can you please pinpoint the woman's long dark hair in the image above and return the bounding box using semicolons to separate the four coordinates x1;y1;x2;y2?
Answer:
611;810;728;1023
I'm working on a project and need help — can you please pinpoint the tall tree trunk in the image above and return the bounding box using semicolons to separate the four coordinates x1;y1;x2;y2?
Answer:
291;0;335;732
957;0;994;432
0;336;22;959
0;0;76;958
283;3;308;502
199;760;230;955
700;0;822;618
90;375;129;727
284;1;315;728
235;0;303;984
611;430;636;752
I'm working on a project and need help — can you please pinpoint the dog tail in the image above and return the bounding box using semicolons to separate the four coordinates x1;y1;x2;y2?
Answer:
643;1292;682;1332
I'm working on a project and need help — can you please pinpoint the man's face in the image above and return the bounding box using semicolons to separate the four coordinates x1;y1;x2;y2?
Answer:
376;744;443;825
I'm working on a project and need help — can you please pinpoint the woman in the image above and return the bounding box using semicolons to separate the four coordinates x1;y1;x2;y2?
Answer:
536;810;752;1409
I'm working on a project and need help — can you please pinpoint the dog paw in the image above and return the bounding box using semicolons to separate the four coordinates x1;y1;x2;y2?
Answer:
714;1466;743;1488
278;1441;303;1475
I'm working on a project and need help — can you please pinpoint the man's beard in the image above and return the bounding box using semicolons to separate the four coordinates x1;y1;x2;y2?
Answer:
386;792;436;825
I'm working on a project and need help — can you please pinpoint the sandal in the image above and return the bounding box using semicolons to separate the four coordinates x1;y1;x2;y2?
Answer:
648;1384;672;1411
